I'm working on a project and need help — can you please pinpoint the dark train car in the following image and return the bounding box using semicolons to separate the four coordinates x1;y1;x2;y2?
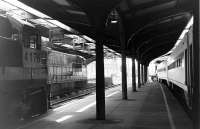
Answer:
47;50;87;99
0;16;48;122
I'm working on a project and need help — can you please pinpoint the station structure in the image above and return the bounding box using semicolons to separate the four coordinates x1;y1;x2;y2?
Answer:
0;0;199;129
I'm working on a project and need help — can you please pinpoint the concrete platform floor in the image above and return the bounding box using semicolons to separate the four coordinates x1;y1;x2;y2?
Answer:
16;82;192;129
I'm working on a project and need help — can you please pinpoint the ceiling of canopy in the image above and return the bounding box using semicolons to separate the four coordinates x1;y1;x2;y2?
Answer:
2;0;193;64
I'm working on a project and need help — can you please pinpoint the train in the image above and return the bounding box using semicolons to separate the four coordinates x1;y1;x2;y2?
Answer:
47;50;87;100
156;18;193;110
0;15;87;122
0;15;48;122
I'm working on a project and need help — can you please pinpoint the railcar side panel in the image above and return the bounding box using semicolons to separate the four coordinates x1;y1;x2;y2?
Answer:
0;16;48;122
156;24;193;109
47;50;87;98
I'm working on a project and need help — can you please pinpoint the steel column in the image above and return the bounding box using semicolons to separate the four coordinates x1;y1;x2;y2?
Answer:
143;65;146;83
141;64;143;85
192;0;200;128
144;65;145;83
121;52;128;99
138;60;141;88
144;65;148;82
143;65;145;83
132;55;137;92
141;64;144;84
119;18;128;100
145;66;146;82
95;40;105;120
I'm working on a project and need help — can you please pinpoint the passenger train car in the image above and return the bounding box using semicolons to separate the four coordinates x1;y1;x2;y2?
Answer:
0;15;87;121
156;24;193;109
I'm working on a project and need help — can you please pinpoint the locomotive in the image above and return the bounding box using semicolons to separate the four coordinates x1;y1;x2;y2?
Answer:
0;15;48;122
47;50;87;100
0;15;88;122
156;17;193;110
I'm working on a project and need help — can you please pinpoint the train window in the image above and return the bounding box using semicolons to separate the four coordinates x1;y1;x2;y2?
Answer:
179;60;180;67
41;36;49;48
0;16;12;38
180;59;182;67
177;59;179;67
176;58;180;67
12;33;19;41
0;19;20;41
173;62;176;68
30;36;37;49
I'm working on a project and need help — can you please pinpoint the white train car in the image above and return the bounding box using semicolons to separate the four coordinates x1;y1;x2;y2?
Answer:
167;31;187;91
156;24;193;109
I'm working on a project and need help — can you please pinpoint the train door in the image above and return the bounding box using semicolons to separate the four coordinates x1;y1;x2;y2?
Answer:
25;87;47;118
185;49;188;85
186;31;193;108
188;44;193;107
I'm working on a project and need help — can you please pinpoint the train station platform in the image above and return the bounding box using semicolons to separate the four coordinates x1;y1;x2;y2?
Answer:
12;82;192;129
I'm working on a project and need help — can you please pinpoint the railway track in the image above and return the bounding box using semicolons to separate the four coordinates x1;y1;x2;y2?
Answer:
50;84;120;108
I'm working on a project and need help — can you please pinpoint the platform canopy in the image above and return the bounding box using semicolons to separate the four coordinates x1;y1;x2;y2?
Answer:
11;0;193;64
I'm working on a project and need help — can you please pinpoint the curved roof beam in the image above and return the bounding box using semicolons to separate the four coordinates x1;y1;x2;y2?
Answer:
127;12;191;47
140;42;174;64
135;30;180;55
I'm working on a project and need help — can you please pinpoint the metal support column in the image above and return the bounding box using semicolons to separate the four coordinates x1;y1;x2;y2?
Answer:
144;65;146;83
144;65;148;83
119;19;128;100
138;60;141;88
144;65;146;82
96;40;105;120
132;55;137;92
121;51;128;99
141;64;144;84
143;65;146;83
192;1;200;128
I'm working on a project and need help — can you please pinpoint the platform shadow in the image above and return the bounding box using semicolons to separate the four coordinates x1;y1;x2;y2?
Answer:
113;98;137;101
77;118;123;124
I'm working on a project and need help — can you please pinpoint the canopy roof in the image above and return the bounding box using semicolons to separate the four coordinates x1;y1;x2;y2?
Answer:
6;0;193;64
